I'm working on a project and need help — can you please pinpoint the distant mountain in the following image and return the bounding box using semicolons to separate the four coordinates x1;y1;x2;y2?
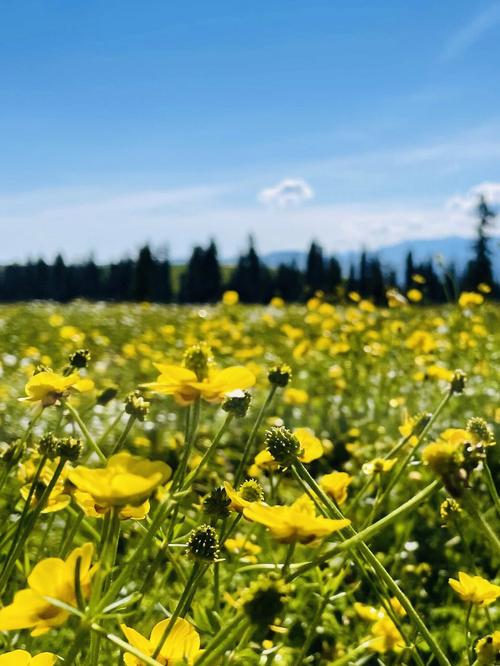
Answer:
261;235;500;281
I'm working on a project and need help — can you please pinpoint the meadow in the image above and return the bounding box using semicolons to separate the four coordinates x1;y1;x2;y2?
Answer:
0;292;498;665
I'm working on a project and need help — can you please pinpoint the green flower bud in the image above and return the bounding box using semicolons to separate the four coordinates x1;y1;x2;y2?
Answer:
37;433;60;460
186;524;220;562
56;437;82;462
466;417;495;445
265;426;301;468
267;363;292;388
450;369;466;394
222;390;251;418
69;349;91;369
125;390;150;421
203;487;231;521
238;479;264;503
183;344;213;381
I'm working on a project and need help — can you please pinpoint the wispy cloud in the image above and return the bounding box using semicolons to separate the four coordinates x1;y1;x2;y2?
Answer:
442;2;500;61
446;181;500;213
257;178;314;208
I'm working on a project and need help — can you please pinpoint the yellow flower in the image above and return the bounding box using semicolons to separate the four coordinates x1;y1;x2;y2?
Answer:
355;602;405;653
249;428;323;475
283;388;309;405
224;480;264;512
19;458;71;514
0;652;56;666
362;457;397;476
120;617;201;665
73;489;150;520
294;428;324;463
69;452;171;507
0;543;96;636
143;364;255;406
371;617;404;653
458;291;484;307
222;290;239;305
475;631;500;664
225;535;262;563
412;273;426;284
243;494;350;544
448;571;500;606
320;471;352;505
422;429;469;472
406;288;423;303
19;371;94;407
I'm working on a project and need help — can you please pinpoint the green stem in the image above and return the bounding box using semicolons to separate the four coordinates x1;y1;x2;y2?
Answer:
289;480;440;581
59;509;85;558
483;460;500;517
293;461;452;666
292;593;329;666
96;410;125;449
0;456;66;596
182;413;233;489
234;385;277;486
376;390;452;511
90;621;165;666
461;491;500;557
97;498;172;612
110;414;136;455
282;541;296;579
465;602;473;665
194;614;248;666
64;400;106;461
151;562;202;659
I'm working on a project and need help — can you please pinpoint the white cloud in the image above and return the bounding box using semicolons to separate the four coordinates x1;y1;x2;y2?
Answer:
446;181;500;214
442;3;500;61
257;178;314;208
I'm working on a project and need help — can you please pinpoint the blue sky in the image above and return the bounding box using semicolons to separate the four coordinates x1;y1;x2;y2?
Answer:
1;1;500;261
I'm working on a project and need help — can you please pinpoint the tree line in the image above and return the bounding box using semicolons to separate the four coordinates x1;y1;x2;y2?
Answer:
0;197;496;304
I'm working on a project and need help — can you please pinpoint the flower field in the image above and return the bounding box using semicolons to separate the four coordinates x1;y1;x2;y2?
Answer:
0;295;498;665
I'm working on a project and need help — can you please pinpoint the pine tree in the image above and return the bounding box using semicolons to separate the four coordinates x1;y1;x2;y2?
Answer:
133;245;156;301
325;256;342;297
462;195;496;291
305;242;326;296
405;251;414;291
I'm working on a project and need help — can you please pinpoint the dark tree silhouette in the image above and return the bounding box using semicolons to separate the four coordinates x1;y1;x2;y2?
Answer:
462;196;496;292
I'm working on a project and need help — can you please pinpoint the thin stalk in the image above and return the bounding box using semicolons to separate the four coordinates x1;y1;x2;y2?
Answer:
0;456;66;595
194;614;248;666
60;509;84;558
97;498;173;612
110;414;136;455
465;602;473;665
63;400;106;461
293;461;452;666
96;410;125;449
461;491;500;557
234;385;277;486
282;541;296;579
289;480;439;581
292;594;329;666
151;562;202;659
376;390;452;510
182;413;233;489
90;621;165;666
483;461;500;517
